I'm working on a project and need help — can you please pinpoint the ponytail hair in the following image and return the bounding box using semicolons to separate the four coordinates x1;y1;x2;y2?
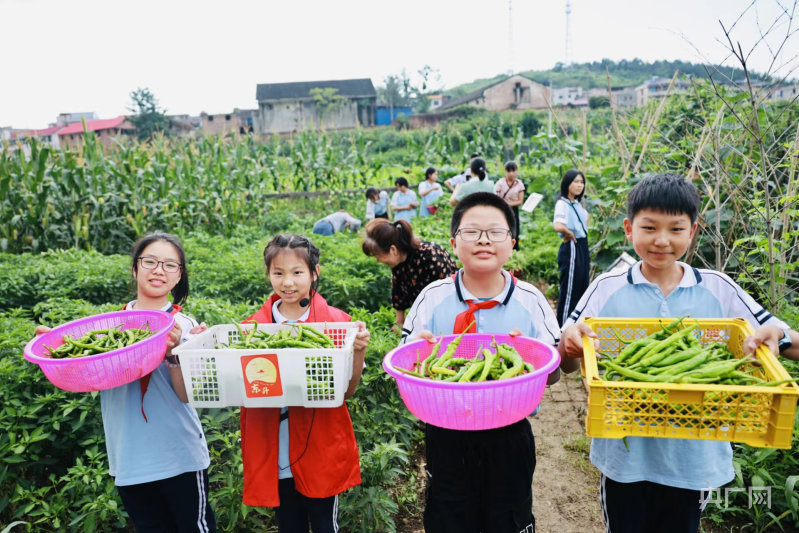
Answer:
470;157;487;181
362;218;421;257
131;232;189;306
263;234;322;300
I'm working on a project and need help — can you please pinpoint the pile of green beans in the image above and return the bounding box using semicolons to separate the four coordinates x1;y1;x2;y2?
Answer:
44;324;156;359
221;322;336;350
393;323;535;382
598;317;797;387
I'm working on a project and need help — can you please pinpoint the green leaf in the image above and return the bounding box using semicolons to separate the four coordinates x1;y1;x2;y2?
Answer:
606;231;626;247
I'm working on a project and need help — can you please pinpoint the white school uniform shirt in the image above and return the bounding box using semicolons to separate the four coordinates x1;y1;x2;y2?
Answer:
102;301;210;486
271;300;311;480
400;269;560;346
562;261;790;491
553;198;589;239
392;190;418;223
366;191;390;219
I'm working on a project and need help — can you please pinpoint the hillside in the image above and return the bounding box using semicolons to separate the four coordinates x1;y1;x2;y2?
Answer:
447;58;765;96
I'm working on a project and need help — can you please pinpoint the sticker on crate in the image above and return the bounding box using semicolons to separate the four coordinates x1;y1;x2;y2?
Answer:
241;354;283;398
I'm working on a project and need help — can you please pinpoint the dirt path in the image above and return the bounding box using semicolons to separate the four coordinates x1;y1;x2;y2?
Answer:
530;374;605;533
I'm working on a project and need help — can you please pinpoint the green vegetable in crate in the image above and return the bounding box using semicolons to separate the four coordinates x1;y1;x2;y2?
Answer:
222;323;337;350
43;323;157;359
392;334;536;383
597;318;798;386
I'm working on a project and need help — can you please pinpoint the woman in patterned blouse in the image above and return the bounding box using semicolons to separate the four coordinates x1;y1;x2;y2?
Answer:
362;219;459;331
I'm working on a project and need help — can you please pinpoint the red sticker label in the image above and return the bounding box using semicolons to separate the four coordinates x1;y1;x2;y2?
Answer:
240;354;283;398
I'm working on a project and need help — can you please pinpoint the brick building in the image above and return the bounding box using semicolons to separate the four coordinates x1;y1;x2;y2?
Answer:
437;75;551;112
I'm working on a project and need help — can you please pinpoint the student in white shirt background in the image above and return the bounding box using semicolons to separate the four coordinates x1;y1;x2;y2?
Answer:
444;153;480;192
365;187;392;220
418;167;443;217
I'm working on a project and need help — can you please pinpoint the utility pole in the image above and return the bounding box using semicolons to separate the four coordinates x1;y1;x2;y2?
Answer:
508;0;514;75
565;1;572;67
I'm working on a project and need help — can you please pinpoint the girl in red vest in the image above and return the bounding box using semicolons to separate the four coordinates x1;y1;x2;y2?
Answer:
33;232;216;532
241;233;370;533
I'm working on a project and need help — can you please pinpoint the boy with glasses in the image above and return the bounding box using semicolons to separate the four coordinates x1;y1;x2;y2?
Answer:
400;192;580;533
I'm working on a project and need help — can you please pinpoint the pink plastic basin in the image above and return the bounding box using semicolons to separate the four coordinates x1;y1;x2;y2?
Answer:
383;334;560;431
24;310;175;393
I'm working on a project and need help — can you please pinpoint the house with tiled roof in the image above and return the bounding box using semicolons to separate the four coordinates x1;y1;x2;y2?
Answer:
11;125;67;149
255;78;376;134
58;116;134;148
438;75;551;112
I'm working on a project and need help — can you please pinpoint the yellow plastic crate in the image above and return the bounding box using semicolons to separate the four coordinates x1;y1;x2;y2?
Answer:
581;317;799;449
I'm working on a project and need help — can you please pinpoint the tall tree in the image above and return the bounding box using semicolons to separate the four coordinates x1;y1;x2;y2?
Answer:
127;88;170;141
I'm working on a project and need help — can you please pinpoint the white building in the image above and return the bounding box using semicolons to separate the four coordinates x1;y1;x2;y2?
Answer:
552;87;585;106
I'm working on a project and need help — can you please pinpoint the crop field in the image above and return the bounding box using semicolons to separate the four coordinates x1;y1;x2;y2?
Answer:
1;80;799;532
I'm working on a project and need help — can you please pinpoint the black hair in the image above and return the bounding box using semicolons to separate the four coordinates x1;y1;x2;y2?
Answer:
505;161;518;172
470;157;487;181
425;167;437;180
450;192;517;239
627;173;701;223
131;232;189;306
395;176;409;188
263;234;322;299
470;153;480;159
362;218;422;257
560;169;586;202
365;186;379;200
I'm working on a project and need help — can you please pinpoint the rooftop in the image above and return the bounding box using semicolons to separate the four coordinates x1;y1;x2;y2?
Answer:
58;116;133;136
256;79;376;101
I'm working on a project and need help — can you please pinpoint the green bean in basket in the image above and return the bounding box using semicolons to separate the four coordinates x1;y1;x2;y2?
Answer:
597;316;798;386
392;334;536;382
220;322;337;350
43;323;157;359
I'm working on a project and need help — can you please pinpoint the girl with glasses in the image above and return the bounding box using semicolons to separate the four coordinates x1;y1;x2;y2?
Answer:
32;232;216;533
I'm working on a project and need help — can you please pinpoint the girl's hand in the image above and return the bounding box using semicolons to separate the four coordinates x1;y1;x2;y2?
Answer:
508;328;523;337
189;322;208;335
562;230;576;243
560;323;598;358
353;321;370;351
416;331;437;343
165;323;183;358
34;326;51;336
743;325;783;365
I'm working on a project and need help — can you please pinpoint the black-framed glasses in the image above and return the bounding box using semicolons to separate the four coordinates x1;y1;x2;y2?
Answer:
138;256;182;273
455;228;512;242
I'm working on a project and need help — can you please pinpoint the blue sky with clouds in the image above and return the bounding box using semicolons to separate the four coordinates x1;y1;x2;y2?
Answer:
1;0;797;128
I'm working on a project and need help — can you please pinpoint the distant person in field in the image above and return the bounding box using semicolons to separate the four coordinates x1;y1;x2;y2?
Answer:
391;177;419;224
449;157;495;206
312;210;362;236
365;187;392;220
495;160;526;250
444;153;480;192
418;167;443;217
362;218;458;332
553;169;590;326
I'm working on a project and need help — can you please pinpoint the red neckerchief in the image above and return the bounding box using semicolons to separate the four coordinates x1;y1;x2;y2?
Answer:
122;303;182;422
450;271;517;334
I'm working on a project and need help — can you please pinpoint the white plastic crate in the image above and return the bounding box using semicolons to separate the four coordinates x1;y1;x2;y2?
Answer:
173;322;357;408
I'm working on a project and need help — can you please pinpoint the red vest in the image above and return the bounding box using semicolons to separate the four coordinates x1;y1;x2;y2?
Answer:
241;292;361;507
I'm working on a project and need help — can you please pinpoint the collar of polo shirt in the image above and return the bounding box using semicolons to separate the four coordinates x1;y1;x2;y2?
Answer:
626;261;703;288
453;269;515;304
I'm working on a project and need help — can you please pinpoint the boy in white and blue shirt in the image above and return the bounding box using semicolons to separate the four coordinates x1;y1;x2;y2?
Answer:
401;192;578;533
560;174;799;533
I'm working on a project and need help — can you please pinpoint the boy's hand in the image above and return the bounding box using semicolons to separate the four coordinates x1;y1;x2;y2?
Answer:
353;321;370;351
508;328;523;337
560;323;598;358
34;326;51;336
165;323;183;359
744;325;783;357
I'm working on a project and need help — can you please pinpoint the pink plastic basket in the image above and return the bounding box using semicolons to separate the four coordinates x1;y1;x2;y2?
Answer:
23;310;175;393
383;334;560;430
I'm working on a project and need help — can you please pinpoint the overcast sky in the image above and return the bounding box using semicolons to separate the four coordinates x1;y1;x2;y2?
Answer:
2;0;798;128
